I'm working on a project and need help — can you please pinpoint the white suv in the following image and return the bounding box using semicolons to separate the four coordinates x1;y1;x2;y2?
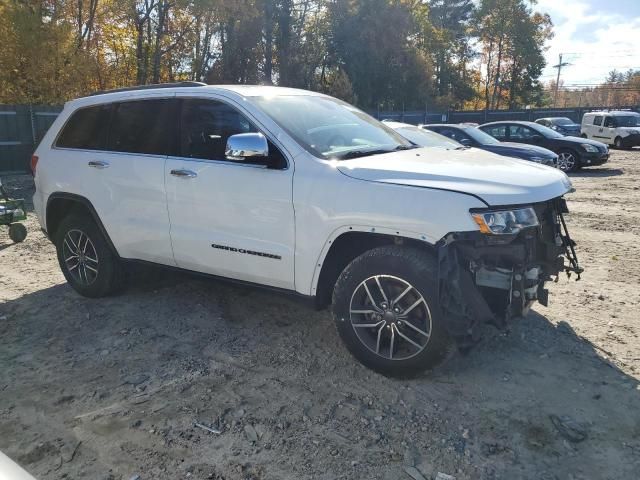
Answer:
32;83;581;375
581;111;640;149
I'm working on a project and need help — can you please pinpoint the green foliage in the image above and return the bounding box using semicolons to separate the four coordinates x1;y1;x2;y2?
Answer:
0;0;556;110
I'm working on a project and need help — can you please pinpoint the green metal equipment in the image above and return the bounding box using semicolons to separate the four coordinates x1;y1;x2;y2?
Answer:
0;178;27;243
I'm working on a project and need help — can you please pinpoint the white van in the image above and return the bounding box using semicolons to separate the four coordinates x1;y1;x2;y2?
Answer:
581;111;640;148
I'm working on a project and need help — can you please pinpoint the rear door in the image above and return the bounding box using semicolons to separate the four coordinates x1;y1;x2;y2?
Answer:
165;96;295;289
52;96;177;264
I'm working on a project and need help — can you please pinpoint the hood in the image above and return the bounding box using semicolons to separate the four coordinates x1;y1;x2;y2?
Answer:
336;147;572;206
490;142;557;157
556;123;580;131
564;136;608;149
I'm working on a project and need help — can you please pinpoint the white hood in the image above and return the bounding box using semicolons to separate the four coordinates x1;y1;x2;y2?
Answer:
336;147;572;206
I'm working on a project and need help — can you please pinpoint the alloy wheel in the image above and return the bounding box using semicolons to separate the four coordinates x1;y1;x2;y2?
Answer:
62;229;99;286
349;275;432;360
557;152;576;172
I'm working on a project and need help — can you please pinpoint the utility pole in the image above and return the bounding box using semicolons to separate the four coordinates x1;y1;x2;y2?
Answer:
553;53;571;107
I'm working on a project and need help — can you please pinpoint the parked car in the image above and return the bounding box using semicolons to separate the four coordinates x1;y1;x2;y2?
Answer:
479;120;609;172
535;117;581;136
382;121;463;148
581;111;640;149
422;123;558;167
33;83;581;376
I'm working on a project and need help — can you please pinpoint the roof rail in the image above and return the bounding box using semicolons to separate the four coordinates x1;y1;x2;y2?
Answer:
89;81;207;96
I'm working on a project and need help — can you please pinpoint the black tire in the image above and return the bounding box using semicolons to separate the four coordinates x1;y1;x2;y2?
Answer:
557;149;580;173
54;213;124;297
8;223;27;243
332;245;452;377
581;133;587;139
614;137;624;149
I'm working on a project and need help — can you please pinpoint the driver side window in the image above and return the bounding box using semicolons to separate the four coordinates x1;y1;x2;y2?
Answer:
179;99;286;168
603;117;616;128
508;125;536;140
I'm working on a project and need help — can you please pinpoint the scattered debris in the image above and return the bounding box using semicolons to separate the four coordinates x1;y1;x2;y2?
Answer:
121;373;150;386
436;473;456;480
194;422;221;434
549;414;588;443
403;466;427;480
244;424;259;443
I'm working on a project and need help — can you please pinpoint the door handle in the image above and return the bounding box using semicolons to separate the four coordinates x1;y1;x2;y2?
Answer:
170;169;197;178
88;160;109;169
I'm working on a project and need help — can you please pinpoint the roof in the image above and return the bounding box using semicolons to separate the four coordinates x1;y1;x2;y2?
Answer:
584;110;640;116
67;84;324;109
423;123;472;129
480;120;536;126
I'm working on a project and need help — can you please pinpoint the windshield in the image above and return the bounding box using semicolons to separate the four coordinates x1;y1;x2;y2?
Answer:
252;95;414;159
530;123;564;139
395;126;461;148
617;115;640;127
463;127;500;145
553;117;575;126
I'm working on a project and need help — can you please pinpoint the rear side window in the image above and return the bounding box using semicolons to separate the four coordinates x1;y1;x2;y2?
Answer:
593;116;603;126
108;99;175;155
56;105;111;150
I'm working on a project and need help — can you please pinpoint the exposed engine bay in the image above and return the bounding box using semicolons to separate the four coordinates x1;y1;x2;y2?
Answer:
438;197;582;349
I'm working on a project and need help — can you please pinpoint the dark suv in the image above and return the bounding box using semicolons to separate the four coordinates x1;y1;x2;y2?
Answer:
479;121;609;172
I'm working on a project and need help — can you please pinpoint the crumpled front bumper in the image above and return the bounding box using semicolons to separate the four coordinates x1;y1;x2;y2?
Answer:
437;197;581;349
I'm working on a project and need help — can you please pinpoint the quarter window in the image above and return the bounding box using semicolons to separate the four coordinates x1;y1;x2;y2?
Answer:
107;99;175;155
593;116;603;126
56;105;111;150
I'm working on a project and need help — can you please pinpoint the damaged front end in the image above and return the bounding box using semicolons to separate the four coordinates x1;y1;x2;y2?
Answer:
437;197;582;349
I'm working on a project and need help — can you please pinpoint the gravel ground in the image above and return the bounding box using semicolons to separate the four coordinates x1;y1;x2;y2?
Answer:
1;150;639;480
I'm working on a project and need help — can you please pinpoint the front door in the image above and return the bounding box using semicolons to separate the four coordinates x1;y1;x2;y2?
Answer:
165;96;296;290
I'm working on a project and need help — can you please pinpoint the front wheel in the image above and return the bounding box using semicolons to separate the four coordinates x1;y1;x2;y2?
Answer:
54;213;124;297
332;245;452;376
557;150;579;173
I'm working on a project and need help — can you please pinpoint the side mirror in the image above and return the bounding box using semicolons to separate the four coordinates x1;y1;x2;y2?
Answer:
459;138;472;146
225;133;269;161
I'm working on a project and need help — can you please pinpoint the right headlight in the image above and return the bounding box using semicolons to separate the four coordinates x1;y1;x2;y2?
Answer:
471;207;539;235
581;143;599;153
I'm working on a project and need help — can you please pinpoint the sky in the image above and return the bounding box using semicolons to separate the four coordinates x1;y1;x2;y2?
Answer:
534;0;640;88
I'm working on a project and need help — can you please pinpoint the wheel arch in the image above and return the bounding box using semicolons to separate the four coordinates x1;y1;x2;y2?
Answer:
312;227;436;309
46;193;119;256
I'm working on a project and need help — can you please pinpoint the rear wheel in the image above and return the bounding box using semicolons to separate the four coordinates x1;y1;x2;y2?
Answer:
557;149;579;173
332;245;452;376
614;136;624;149
54;213;124;297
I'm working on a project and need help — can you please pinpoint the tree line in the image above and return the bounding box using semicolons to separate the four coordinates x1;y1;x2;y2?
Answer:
0;0;554;110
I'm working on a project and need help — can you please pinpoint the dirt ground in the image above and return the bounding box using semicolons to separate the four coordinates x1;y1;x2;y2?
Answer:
1;150;639;480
